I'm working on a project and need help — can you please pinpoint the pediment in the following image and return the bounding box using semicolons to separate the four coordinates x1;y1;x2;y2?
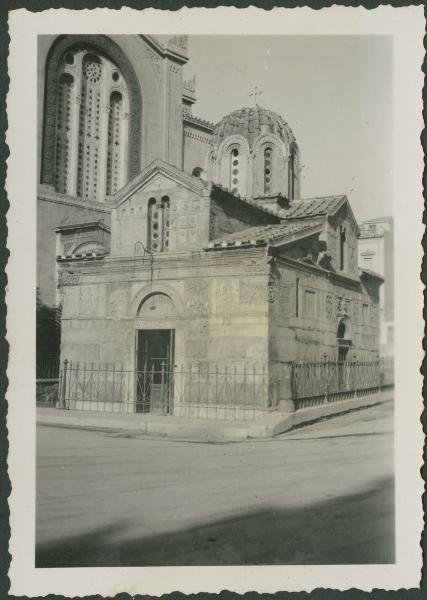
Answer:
113;159;205;207
140;173;181;194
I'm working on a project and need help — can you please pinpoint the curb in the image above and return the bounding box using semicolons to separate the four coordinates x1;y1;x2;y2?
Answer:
37;392;393;442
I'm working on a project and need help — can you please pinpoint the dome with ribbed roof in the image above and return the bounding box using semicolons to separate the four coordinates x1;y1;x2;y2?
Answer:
211;105;296;149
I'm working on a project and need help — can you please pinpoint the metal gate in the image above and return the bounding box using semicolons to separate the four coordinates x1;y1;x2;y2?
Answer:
135;329;175;414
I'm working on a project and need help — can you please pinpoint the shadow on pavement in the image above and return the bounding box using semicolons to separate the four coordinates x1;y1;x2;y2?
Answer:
36;476;394;567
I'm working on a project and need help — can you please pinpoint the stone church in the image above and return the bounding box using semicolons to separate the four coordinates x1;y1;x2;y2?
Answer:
37;34;382;413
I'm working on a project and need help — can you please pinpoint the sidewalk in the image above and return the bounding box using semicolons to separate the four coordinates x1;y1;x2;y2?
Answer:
37;389;394;442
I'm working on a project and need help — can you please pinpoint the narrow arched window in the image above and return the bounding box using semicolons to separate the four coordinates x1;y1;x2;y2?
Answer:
106;91;123;196
230;147;239;193
54;73;74;194
147;198;160;252
53;47;130;202
264;147;273;194
161;196;170;251
288;147;296;200
339;226;346;271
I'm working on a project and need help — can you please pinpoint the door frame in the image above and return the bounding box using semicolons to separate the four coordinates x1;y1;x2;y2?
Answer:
134;328;175;414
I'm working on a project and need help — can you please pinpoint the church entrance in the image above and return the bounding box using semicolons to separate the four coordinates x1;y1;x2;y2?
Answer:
135;329;175;414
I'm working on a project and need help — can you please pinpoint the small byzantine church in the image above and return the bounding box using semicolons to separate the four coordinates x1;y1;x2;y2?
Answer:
37;34;382;413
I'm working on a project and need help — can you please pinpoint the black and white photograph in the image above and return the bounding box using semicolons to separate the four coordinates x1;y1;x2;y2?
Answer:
6;6;424;597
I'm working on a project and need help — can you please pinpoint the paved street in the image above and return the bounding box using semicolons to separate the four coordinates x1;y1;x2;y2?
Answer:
36;401;394;567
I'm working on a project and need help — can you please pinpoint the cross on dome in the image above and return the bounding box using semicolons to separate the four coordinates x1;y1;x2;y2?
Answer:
249;85;262;105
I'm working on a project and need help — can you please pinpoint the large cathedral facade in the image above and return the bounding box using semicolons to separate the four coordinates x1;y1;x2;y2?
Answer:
37;35;382;414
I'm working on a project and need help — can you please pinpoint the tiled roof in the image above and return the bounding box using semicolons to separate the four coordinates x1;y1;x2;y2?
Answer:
211;184;281;219
206;219;324;250
212;105;296;148
278;195;346;219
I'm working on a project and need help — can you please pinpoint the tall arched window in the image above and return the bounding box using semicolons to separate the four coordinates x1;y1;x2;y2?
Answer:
54;73;74;194
264;147;273;194
230;147;239;193
339;226;346;271
147;198;159;252
161;196;170;251
106;91;124;196
288;147;297;200
53;47;130;202
147;196;170;253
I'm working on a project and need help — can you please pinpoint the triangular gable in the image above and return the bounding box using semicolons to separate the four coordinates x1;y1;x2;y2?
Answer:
280;195;360;236
329;196;360;236
112;159;205;208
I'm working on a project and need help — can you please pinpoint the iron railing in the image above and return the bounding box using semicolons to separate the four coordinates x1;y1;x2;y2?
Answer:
56;357;393;419
291;358;391;409
58;361;279;421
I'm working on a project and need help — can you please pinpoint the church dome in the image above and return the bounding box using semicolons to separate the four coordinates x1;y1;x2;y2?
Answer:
207;104;300;201
211;105;296;149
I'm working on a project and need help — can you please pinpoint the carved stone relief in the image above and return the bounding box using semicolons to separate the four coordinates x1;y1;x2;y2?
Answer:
185;280;209;313
326;295;334;320
58;271;80;286
239;279;266;306
79;285;99;316
214;279;239;315
109;287;128;318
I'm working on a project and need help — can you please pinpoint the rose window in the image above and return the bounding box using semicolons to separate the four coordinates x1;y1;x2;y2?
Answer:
84;59;102;83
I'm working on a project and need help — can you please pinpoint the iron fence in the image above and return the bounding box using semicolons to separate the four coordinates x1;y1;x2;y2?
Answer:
56;357;393;419
291;359;391;409
58;361;279;421
380;355;394;388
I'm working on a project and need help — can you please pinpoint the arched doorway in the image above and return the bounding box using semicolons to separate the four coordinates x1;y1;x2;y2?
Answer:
135;293;176;415
336;318;352;391
337;318;351;362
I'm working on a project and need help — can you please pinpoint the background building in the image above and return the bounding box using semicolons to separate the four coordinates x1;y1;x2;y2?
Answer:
358;217;394;355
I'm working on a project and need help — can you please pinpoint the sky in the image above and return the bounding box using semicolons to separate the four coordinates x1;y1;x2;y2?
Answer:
182;35;393;222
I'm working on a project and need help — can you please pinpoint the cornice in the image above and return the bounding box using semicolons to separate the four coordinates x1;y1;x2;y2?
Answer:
274;255;361;290
58;247;269;278
37;186;111;213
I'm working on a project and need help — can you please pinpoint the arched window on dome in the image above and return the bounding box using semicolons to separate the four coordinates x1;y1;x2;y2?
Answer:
53;47;130;202
288;145;298;200
230;147;240;194
264;147;273;194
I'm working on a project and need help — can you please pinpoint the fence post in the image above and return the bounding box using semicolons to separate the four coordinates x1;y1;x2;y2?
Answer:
59;359;68;409
161;361;166;415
